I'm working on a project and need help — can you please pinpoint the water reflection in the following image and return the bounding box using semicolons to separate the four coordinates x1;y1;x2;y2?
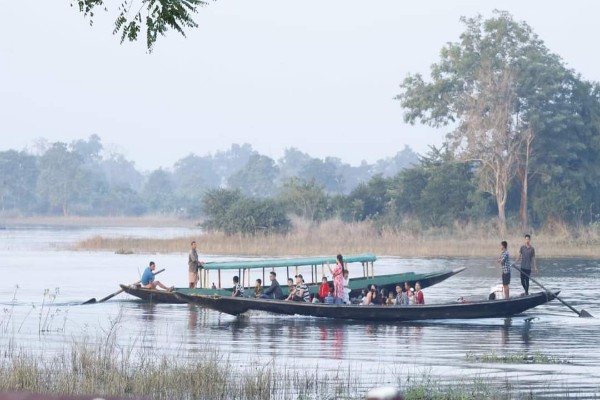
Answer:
2;228;600;397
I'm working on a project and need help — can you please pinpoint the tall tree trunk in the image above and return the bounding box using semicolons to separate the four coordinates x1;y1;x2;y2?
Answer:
519;130;533;233
497;194;507;237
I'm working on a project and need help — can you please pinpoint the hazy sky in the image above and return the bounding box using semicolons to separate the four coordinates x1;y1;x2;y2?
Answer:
1;1;599;171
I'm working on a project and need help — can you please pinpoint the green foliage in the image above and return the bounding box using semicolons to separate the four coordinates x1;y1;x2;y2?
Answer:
396;10;600;232
228;154;279;197
343;174;391;222
201;188;243;231
202;189;290;234
141;168;175;213
0;150;38;213
278;177;331;222
74;0;210;52
36;143;89;216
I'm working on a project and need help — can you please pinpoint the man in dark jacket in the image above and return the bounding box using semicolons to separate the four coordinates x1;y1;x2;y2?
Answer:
261;271;283;299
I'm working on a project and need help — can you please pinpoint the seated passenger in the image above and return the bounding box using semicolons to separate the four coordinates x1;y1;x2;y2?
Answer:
364;284;378;305
359;288;368;305
261;271;284;299
232;276;244;297
284;278;296;301
380;288;388;305
387;291;395;305
292;274;310;302
414;281;425;305
254;278;263;298
324;287;334;304
395;284;409;306
318;276;330;302
141;261;173;291
407;287;415;305
342;270;350;304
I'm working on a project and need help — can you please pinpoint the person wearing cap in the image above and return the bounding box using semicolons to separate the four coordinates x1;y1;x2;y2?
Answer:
407;287;415;305
292;274;310;302
261;271;284;299
141;261;173;291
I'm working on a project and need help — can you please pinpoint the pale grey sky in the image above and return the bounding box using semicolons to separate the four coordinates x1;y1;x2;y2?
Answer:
1;1;598;170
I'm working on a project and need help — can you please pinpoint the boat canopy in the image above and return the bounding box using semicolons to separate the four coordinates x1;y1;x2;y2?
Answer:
203;253;376;271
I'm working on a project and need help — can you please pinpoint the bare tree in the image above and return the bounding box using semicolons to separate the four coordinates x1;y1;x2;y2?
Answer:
448;64;521;235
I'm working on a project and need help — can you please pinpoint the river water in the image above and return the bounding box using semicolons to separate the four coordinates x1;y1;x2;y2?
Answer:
1;225;599;398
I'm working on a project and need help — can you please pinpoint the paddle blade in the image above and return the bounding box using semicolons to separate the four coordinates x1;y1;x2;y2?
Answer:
81;298;96;305
579;309;594;318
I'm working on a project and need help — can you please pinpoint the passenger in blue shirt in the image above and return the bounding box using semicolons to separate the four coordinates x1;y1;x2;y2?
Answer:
324;288;334;304
141;261;173;291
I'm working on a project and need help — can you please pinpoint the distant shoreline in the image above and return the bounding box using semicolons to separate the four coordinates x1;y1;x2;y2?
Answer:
0;215;199;228
66;218;600;259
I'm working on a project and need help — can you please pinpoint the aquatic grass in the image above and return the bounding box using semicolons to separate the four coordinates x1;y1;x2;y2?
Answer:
37;287;67;334
466;351;572;365
115;248;135;255
71;218;600;258
1;338;595;399
0;285;19;334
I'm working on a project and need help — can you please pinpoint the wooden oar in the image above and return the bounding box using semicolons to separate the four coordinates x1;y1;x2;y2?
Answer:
511;264;592;318
82;268;166;305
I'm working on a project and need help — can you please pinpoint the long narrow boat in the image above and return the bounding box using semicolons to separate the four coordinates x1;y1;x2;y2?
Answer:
119;265;465;304
173;291;559;322
120;267;465;303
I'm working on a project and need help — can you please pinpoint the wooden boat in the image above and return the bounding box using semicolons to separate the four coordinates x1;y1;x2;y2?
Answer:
119;266;465;304
173;291;560;322
118;253;465;303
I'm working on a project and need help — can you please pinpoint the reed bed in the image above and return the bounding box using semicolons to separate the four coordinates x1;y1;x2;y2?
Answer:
0;337;533;400
72;218;600;258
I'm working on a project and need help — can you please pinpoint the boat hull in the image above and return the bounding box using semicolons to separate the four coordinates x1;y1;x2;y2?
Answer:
174;291;559;322
119;268;466;304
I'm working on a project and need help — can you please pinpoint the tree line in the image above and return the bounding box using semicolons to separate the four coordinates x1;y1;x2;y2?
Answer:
0;135;418;218
3;12;600;235
202;12;600;235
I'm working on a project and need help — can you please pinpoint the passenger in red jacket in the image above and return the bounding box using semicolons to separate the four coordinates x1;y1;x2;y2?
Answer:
318;276;330;302
415;281;425;305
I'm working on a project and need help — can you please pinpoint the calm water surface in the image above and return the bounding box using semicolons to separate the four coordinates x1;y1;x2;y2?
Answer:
1;226;599;398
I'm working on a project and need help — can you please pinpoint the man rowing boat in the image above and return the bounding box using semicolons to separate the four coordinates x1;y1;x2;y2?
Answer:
142;261;173;292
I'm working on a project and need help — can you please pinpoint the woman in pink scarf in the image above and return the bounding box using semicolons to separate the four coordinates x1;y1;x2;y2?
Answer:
328;254;345;304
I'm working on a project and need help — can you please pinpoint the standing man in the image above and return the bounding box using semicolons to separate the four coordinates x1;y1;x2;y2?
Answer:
497;241;510;299
188;241;204;288
517;234;539;295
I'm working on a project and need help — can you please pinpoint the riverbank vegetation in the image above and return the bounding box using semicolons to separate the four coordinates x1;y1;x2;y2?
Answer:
3;12;600;249
72;217;600;258
0;336;543;400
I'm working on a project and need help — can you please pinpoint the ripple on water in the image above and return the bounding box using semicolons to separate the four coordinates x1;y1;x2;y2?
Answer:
1;229;600;397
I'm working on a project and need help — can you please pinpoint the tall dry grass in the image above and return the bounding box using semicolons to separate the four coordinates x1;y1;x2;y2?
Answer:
0;334;528;400
72;218;600;258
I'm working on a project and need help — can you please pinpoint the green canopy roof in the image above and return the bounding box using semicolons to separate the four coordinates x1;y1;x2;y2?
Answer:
203;253;376;270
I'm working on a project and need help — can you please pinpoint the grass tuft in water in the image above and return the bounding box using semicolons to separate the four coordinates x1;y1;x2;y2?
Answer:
466;351;572;365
